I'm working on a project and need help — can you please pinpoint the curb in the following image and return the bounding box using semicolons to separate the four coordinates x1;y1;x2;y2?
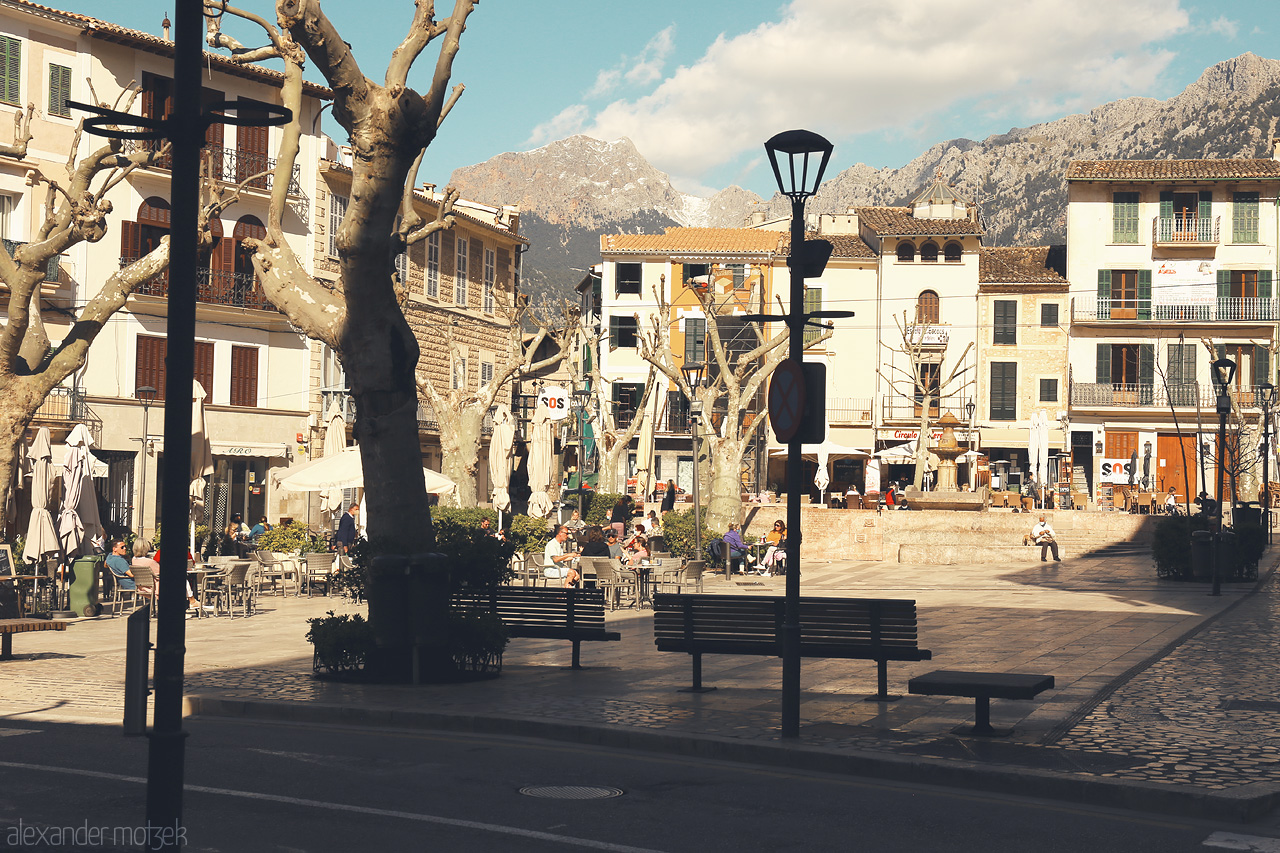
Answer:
185;695;1280;823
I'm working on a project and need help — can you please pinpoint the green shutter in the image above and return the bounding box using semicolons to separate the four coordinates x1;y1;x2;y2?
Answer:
0;37;20;106
684;318;705;362
803;287;822;346
1112;192;1139;243
1198;191;1212;219
1097;270;1111;319
1256;345;1270;389
1234;192;1260;243
1140;345;1155;403
1159;191;1173;219
1137;269;1151;320
1096;343;1111;385
1260;269;1272;298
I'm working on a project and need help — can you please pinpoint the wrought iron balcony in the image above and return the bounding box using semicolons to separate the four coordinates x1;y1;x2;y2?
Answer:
121;140;303;196
3;239;61;282
881;393;969;423
1073;296;1278;322
1071;381;1269;409
1153;215;1219;245
828;397;873;425
123;260;276;311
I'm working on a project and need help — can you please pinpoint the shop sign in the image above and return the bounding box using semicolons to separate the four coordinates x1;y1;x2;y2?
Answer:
906;325;949;346
221;446;257;456
1100;458;1137;484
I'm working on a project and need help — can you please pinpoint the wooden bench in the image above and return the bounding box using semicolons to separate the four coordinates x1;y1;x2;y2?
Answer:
908;669;1055;736
653;594;931;699
0;618;67;660
454;587;620;669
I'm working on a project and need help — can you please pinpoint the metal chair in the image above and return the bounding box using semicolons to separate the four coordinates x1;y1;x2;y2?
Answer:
594;560;637;610
302;552;335;596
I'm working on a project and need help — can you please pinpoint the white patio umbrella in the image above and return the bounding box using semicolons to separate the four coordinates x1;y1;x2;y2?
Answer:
318;400;347;523
488;408;516;522
526;400;554;518
190;380;215;553
769;440;870;462
23;427;59;564
1028;411;1043;488
57;423;103;558
275;446;457;495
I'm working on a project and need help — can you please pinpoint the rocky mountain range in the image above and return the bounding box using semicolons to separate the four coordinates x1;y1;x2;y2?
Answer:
448;53;1280;303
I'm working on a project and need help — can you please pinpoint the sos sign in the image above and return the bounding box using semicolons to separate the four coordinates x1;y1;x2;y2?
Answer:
538;385;571;421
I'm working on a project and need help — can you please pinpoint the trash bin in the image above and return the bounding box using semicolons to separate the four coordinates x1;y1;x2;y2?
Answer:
1190;530;1213;581
1234;503;1261;528
1218;529;1239;580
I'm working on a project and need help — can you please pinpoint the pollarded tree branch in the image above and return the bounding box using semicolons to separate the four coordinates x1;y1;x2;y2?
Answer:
386;0;439;90
0;104;34;158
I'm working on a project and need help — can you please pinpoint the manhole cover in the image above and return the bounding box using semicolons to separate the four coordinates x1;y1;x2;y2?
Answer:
519;785;624;800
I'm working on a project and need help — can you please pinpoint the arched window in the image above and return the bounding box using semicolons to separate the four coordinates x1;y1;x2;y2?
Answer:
944;241;963;263
920;241;939;263
233;215;266;278
896;241;915;262
136;197;170;258
916;290;940;324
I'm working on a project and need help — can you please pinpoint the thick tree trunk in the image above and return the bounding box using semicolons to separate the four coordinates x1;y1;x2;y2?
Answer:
705;436;748;535
437;406;485;507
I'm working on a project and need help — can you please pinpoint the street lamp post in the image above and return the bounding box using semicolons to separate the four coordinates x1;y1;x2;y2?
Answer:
135;386;158;536
965;399;976;491
765;130;833;739
1211;357;1237;596
1260;382;1276;545
680;361;705;565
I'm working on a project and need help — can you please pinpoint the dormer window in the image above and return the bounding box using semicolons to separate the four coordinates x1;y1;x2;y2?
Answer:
896;241;915;262
944;241;962;262
920;241;939;263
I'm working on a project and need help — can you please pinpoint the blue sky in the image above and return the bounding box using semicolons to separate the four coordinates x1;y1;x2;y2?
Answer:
60;1;1277;198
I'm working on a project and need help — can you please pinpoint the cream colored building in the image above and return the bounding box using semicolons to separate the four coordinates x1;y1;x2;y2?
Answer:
1065;152;1280;502
2;2;329;539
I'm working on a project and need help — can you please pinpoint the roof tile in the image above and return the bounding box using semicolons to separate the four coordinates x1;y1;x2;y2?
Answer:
856;206;983;237
1067;159;1280;181
978;246;1068;287
600;227;783;256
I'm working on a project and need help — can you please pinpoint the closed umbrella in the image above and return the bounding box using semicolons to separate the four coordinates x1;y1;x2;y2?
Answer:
318;400;347;523
1037;411;1051;505
190;380;214;553
635;397;656;505
1129;449;1139;487
865;457;881;495
489;408;516;520
814;444;831;496
526;400;554;518
23;427;59;564
57;423;103;557
1142;444;1153;490
1027;411;1043;489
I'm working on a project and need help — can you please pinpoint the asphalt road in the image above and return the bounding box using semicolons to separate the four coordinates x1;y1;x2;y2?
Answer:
1;718;1278;852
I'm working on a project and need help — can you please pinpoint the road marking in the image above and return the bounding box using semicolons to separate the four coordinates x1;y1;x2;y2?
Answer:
0;760;669;853
1205;831;1280;851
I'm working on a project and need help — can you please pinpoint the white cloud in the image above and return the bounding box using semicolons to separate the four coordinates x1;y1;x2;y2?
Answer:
1208;16;1239;39
586;25;678;98
568;0;1189;181
526;104;588;147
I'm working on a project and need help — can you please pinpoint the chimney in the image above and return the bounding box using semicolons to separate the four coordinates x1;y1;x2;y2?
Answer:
749;210;767;227
162;13;171;41
1272;136;1280;162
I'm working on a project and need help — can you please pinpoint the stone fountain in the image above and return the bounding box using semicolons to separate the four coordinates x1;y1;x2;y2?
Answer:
903;412;984;511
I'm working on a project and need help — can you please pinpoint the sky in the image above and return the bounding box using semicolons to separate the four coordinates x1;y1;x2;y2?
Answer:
53;1;1279;198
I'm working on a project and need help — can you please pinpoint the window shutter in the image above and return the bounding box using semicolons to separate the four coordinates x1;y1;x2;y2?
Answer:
48;64;70;117
231;346;258;407
119;220;139;261
994;300;1016;344
1096;343;1111;386
1097;270;1111;319
136;336;167;401
1259;269;1272;300
1256;345;1270;389
1;37;20;105
803;288;822;345
193;341;214;402
1234;192;1260;243
1198;190;1212;221
684;317;705;362
1159;191;1173;219
1112;192;1138;243
1137;269;1151;320
328;194;346;257
1139;344;1155;403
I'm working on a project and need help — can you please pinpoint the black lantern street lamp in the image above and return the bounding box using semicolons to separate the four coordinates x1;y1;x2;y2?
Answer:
1211;356;1237;596
135;386;157;535
766;129;832;739
680;361;706;562
1261;382;1276;545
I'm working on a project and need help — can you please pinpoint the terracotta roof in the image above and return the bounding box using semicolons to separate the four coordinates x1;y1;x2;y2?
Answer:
978;246;1068;287
780;231;876;260
1066;159;1280;181
3;0;332;98
600;227;782;257
856;206;983;237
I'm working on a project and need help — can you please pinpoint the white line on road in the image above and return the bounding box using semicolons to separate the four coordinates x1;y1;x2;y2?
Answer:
1205;831;1280;851
0;760;669;853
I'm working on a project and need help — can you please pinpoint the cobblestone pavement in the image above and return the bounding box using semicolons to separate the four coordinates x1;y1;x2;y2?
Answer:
1;550;1273;811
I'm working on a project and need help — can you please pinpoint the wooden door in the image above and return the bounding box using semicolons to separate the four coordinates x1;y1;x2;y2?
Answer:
1157;434;1197;501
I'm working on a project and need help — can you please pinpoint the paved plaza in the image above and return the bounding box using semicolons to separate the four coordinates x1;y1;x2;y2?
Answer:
3;548;1278;821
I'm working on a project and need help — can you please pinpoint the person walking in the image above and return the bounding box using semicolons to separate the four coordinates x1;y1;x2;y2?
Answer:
661;479;677;514
609;496;629;541
334;503;359;554
1031;514;1060;562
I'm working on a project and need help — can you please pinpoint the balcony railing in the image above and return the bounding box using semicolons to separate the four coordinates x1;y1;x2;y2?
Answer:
124;261;276;311
1071;382;1270;409
828;397;873;424
33;386;89;422
1153;214;1219;245
121;140;303;196
3;239;60;282
1073;296;1279;322
881;393;969;423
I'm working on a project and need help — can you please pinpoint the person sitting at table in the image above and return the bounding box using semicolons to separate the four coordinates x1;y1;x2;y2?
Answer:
542;525;581;587
133;539;205;614
104;538;136;592
605;529;625;563
579;526;611;558
723;523;748;575
565;509;587;535
760;520;786;575
845;484;860;506
249;516;271;540
204;523;242;559
645;511;662;536
624;524;649;566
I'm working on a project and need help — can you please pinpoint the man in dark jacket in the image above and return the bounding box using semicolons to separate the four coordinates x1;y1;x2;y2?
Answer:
334;504;359;553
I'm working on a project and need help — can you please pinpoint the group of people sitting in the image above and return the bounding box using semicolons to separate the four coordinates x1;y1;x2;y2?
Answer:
720;520;787;576
203;513;273;559
104;536;211;617
540;507;668;588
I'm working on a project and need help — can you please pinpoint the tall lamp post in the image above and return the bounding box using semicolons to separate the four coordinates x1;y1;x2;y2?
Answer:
1260;382;1276;545
1211;357;1236;596
135;386;157;536
680;361;705;564
766;129;833;738
965;399;976;491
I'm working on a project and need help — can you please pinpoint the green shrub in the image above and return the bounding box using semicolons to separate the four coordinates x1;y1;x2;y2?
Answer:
446;607;509;674
429;506;517;592
507;513;554;554
306;610;375;674
657;508;713;560
258;520;328;555
333;539;368;603
583;492;625;527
